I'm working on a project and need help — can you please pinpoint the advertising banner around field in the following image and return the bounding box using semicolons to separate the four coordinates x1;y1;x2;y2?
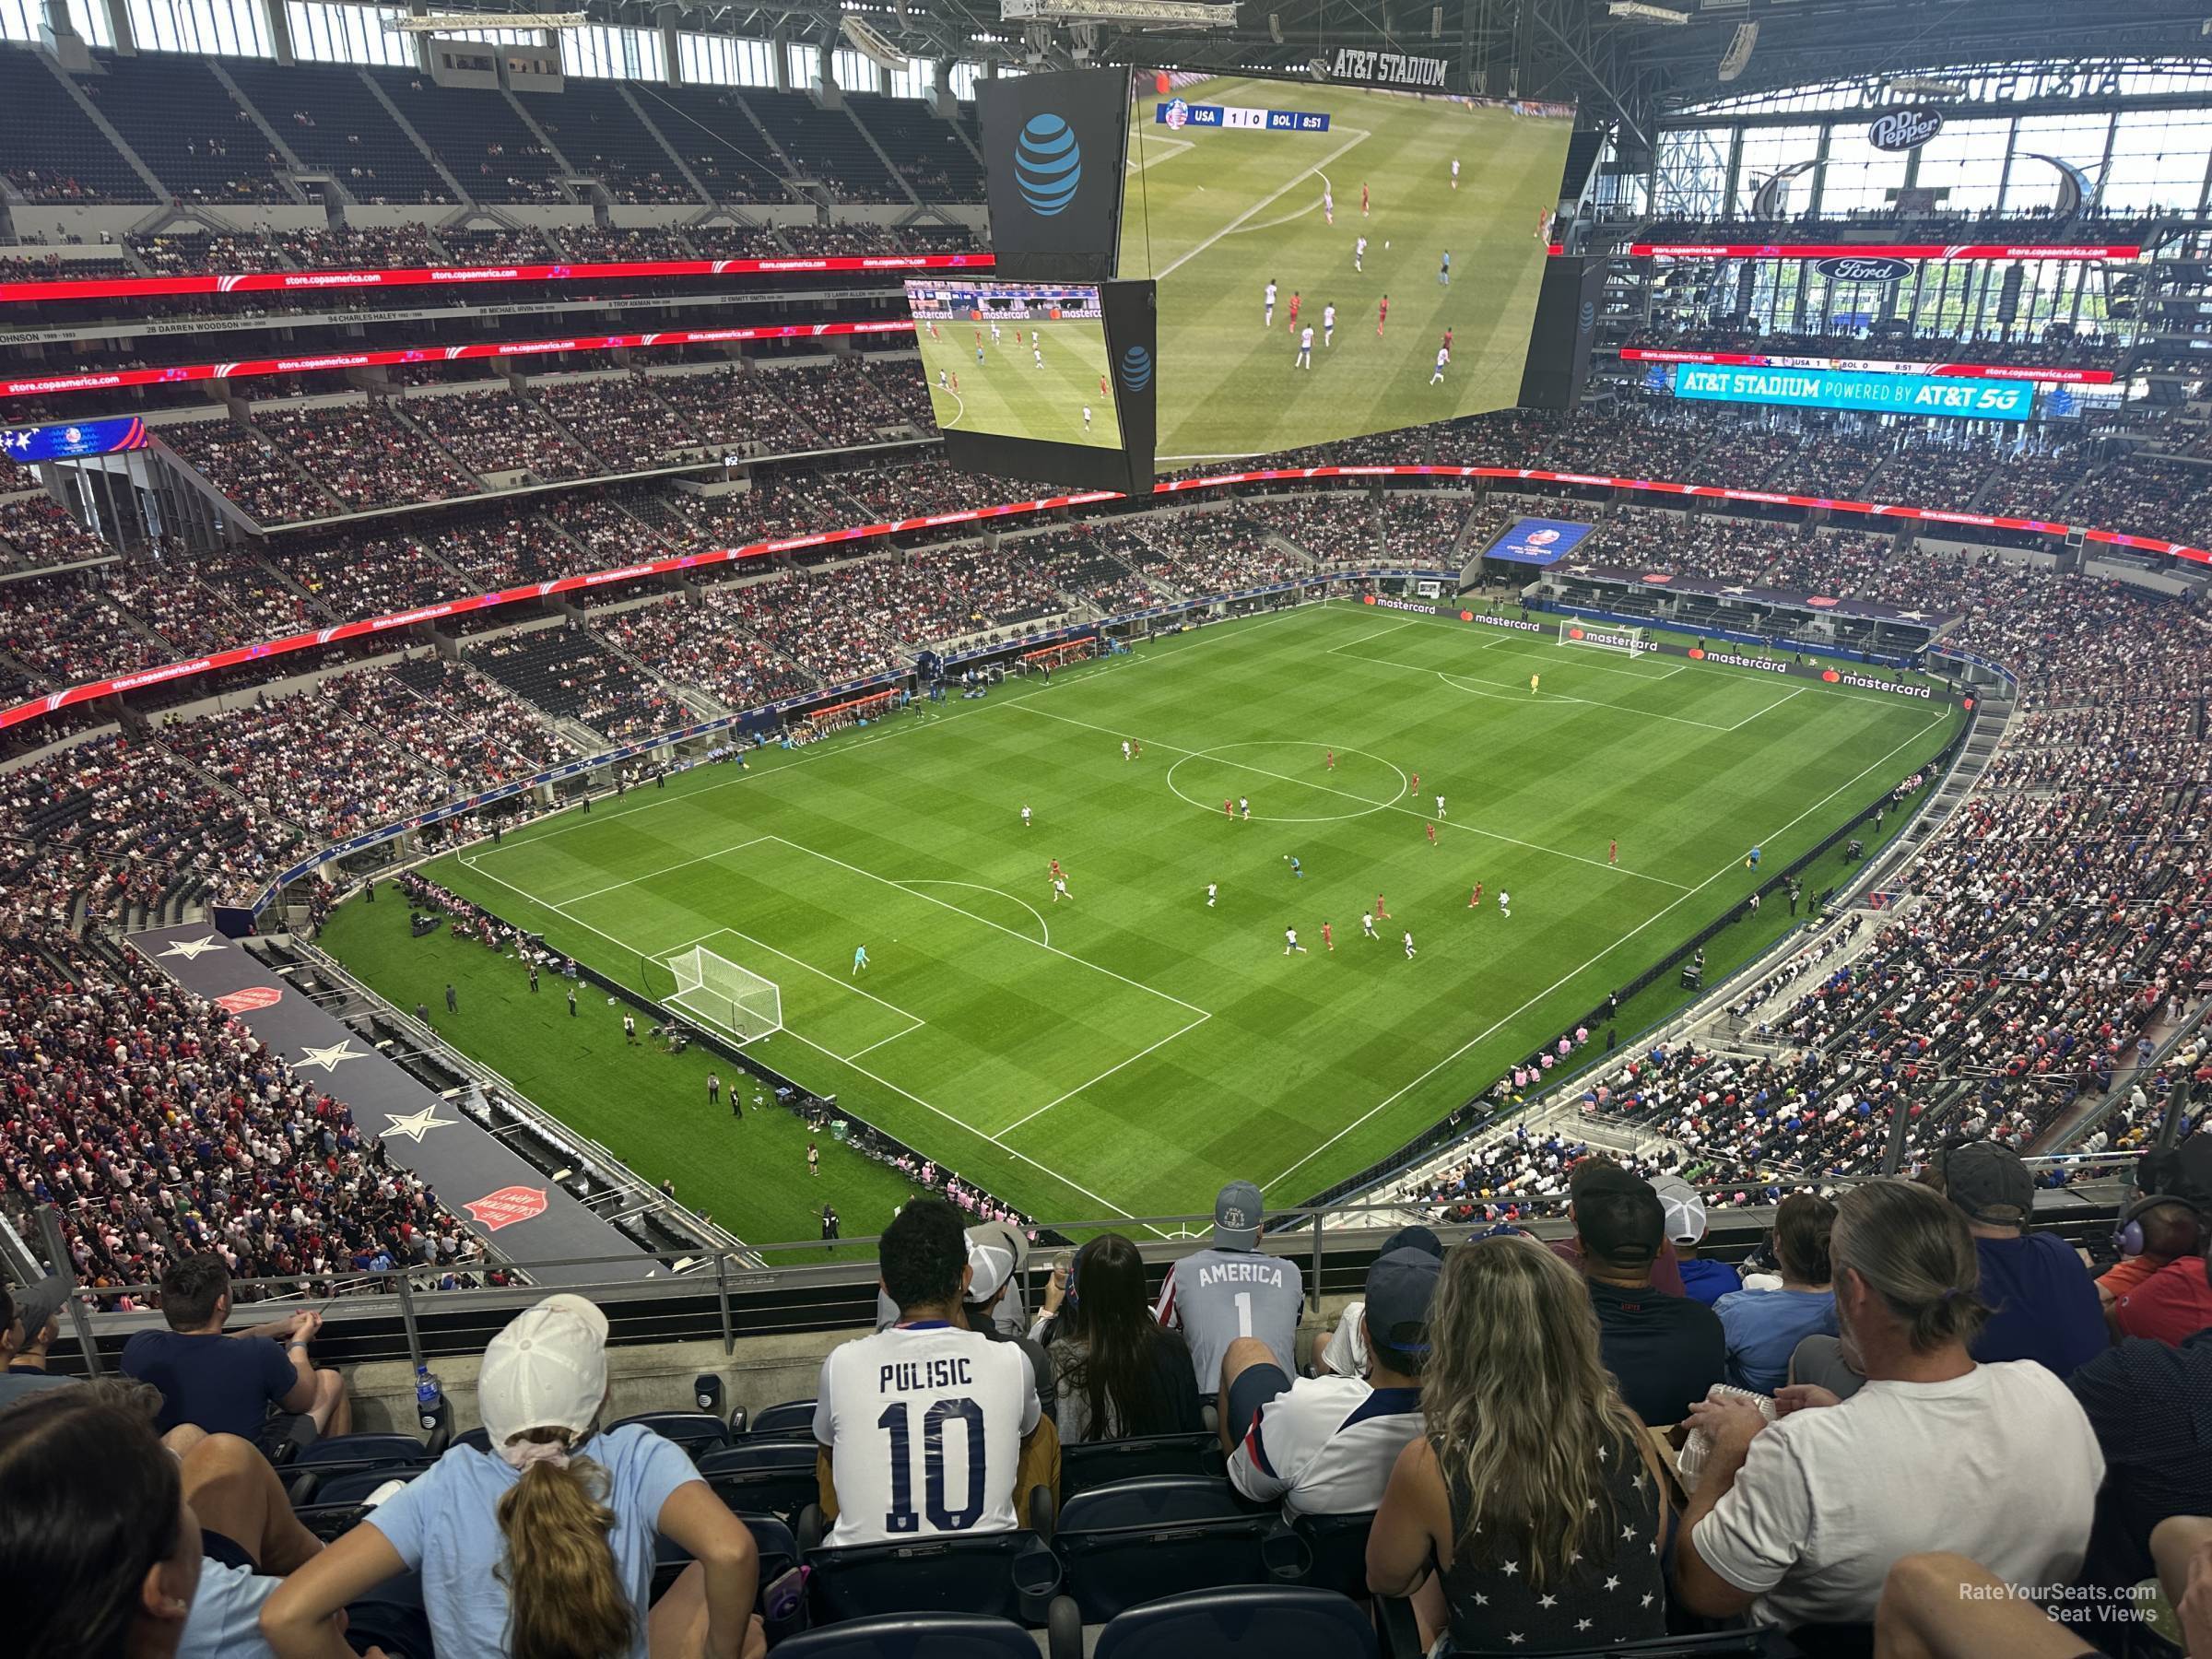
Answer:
1628;242;2136;261
1671;363;2034;421
1487;516;1594;565
127;923;655;1278
979;69;1130;281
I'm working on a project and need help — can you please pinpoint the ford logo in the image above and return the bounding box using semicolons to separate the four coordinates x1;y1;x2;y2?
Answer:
1813;254;1915;283
1014;112;1082;216
1867;106;1943;152
1117;344;1152;392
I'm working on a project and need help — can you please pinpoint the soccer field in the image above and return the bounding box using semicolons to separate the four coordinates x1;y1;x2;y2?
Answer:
914;316;1121;449
1121;77;1571;460
326;605;1960;1242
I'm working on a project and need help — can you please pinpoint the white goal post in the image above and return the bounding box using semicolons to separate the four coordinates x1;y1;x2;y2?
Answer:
1556;618;1657;656
668;946;783;1042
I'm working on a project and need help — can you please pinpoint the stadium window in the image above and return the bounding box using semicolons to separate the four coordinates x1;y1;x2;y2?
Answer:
1816;133;1911;218
1653;125;1730;218
833;46;881;91
1731;124;1820;215
948;61;983;99
562;22;663;80
287;3;412;66
2102;107;2212;213
125;0;272;56
2005;111;2115;214
0;0;112;43
1905;116;2010;217
677;32;776;88
884;62;924;100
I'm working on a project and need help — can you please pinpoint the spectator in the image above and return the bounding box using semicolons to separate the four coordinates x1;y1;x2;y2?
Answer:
1874;1547;2183;1659
1673;1180;2104;1630
0;1277;73;1406
1313;1224;1447;1377
1367;1234;1668;1653
120;1255;349;1443
1937;1141;2109;1377
1548;1159;1690;1296
1571;1161;1725;1424
1715;1194;1837;1394
1657;1178;1741;1306
959;1226;1056;1423
814;1195;1043;1547
2101;1142;2212;1346
1222;1245;1435;1516
1154;1180;1303;1392
1032;1232;1203;1443
261;1293;764;1658
2068;1215;2212;1599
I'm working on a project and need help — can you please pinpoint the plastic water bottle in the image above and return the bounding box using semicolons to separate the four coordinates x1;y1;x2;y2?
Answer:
415;1363;442;1430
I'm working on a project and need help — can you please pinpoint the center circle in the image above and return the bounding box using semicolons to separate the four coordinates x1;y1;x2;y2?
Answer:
1164;742;1408;824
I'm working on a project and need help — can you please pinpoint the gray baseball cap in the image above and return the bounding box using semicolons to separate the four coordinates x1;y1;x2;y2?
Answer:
1215;1180;1265;1249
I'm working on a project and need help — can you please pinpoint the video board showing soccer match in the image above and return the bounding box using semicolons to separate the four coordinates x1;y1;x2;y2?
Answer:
1119;76;1575;461
908;279;1124;451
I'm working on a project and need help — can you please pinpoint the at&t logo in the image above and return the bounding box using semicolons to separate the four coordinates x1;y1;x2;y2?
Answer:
1015;112;1082;216
1117;344;1152;392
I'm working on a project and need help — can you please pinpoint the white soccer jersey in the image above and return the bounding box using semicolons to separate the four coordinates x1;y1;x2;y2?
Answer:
1229;1373;1424;1516
1265;282;1278;306
1357;238;1368;255
1436;347;1450;368
1323;306;1336;328
815;1322;1041;1547
1300;326;1314;349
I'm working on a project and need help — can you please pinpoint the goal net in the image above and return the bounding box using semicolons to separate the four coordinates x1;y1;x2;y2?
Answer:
1556;619;1654;656
667;946;783;1042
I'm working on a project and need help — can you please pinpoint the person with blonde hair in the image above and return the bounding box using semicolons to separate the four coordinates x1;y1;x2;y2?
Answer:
1367;1234;1669;1653
260;1294;765;1659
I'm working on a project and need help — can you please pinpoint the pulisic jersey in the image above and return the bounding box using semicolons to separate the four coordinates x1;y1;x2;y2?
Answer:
1155;1246;1303;1391
814;1321;1041;1547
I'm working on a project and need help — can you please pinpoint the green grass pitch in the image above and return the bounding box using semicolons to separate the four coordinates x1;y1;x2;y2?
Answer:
321;604;1961;1246
1120;77;1572;461
913;314;1122;450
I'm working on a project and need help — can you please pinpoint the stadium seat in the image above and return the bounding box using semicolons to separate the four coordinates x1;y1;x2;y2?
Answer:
454;1426;492;1454
1060;1431;1224;1497
291;1432;433;1467
1051;1476;1301;1623
1441;1632;1801;1658
747;1397;819;1439
607;1409;734;1458
649;1512;807;1634
768;1613;1039;1657
805;1529;1062;1626
1064;1584;1379;1659
698;1440;822;1522
343;1569;434;1659
1290;1510;1375;1597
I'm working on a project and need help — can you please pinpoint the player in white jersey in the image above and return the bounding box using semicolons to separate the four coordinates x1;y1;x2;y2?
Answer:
1032;344;1043;369
1082;406;1092;432
1264;278;1278;326
1361;912;1378;938
1155;1181;1302;1388
1498;888;1511;919
816;1197;1041;1547
1403;931;1417;959
1451;156;1461;188
1434;794;1446;818
1295;324;1314;370
1430;346;1451;385
991;322;1002;344
1019;803;1031;830
1323;182;1334;225
1355;235;1368;273
1122;739;1132;761
1323;302;1336;346
1284;925;1307;955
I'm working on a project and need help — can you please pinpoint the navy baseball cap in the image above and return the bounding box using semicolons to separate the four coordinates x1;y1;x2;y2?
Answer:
1380;1224;1445;1259
1365;1248;1441;1361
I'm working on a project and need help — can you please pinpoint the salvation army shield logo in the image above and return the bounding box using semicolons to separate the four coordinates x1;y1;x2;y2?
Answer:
214;986;283;1013
464;1186;548;1231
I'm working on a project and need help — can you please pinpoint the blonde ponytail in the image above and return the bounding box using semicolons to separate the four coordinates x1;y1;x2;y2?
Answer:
494;1431;633;1659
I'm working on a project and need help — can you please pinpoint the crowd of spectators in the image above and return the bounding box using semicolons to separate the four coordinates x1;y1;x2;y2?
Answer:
1130;511;1314;594
403;386;594;482
0;492;112;571
1018;525;1159;613
159;418;336;525
598;588;818;712
1235;493;1376;567
249;404;479;513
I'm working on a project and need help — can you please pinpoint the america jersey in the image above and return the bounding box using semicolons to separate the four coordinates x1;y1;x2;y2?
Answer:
815;1321;1041;1547
1155;1247;1303;1391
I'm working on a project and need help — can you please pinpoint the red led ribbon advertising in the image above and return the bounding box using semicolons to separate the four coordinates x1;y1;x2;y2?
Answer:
1626;242;2137;261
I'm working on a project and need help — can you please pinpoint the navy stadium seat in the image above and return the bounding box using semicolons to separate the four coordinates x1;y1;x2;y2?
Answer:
1290;1510;1375;1597
1060;1431;1223;1496
454;1426;491;1454
769;1613;1039;1657
1080;1585;1378;1659
293;1432;431;1467
342;1569;433;1658
607;1410;733;1458
1052;1476;1300;1623
747;1397;818;1439
806;1529;1061;1625
698;1439;821;1523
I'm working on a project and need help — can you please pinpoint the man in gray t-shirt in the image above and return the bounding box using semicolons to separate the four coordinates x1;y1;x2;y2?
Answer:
1155;1181;1303;1393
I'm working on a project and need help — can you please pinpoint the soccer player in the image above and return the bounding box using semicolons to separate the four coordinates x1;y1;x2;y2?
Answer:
1099;373;1109;400
1323;921;1334;952
950;371;959;394
1360;181;1370;216
1049;858;1063;883
1435;793;1447;818
1083;406;1092;432
1609;837;1618;865
1425;822;1437;848
1498;889;1512;919
1053;876;1071;903
1403;931;1418;959
853;944;869;975
936;369;948;390
1020;803;1032;830
1324;748;1335;771
1323;301;1336;347
1438;251;1452;287
991;322;1002;344
1206;882;1218;907
807;1141;820;1177
1264;277;1278;326
1441;326;1454;357
1284;925;1307;955
1286;290;1301;334
1133;740;1143;759
1374;893;1391;920
1451;157;1461;188
975;344;984;367
1469;881;1483;910
1224;798;1235;822
1032;344;1043;370
1355;235;1368;273
1240;796;1252;821
1530;673;1540;694
1288;855;1303;878
1430;346;1450;385
1361;912;1378;939
1377;293;1389;335
1123;739;1133;761
1410;771;1420;795
1324;183;1334;225
1295;324;1314;370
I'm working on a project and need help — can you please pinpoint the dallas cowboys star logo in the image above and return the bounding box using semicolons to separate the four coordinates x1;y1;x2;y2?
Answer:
296;1039;365;1073
159;935;228;959
382;1105;454;1143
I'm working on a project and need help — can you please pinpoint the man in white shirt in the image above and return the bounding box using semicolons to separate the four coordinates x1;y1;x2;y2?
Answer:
1221;1247;1437;1516
1156;1180;1303;1392
1673;1179;2104;1630
816;1196;1041;1547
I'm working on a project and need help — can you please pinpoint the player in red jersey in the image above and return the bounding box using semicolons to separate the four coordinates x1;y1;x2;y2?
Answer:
1361;182;1370;216
1410;771;1420;795
1426;822;1438;848
1608;837;1618;865
1324;748;1335;771
1374;893;1391;920
1322;921;1334;952
1224;797;1235;821
1469;881;1483;910
1133;740;1143;759
1049;858;1063;882
1286;291;1301;333
1441;326;1453;356
949;372;959;394
1377;294;1389;335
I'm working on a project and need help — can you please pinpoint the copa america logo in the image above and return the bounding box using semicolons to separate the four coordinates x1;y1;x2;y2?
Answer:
1164;98;1190;130
1525;527;1560;547
1014;112;1082;217
1117;344;1152;392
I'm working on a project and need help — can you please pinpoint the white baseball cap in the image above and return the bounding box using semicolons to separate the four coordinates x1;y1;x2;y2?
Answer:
964;1239;1017;1304
479;1294;609;1455
1650;1176;1708;1246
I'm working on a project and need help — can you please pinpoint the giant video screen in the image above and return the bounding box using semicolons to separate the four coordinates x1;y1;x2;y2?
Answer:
908;278;1124;451
1120;76;1574;463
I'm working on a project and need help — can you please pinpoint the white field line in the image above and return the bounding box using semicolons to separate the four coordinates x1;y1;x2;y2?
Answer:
1155;127;1373;282
556;835;771;906
1127;135;1195;172
1258;708;1952;1192
1004;700;1691;891
900;877;1053;947
998;1009;1213;1135
454;850;1159;1231
1731;685;1806;730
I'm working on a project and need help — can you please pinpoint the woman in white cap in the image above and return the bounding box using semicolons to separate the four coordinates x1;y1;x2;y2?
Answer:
260;1294;765;1659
